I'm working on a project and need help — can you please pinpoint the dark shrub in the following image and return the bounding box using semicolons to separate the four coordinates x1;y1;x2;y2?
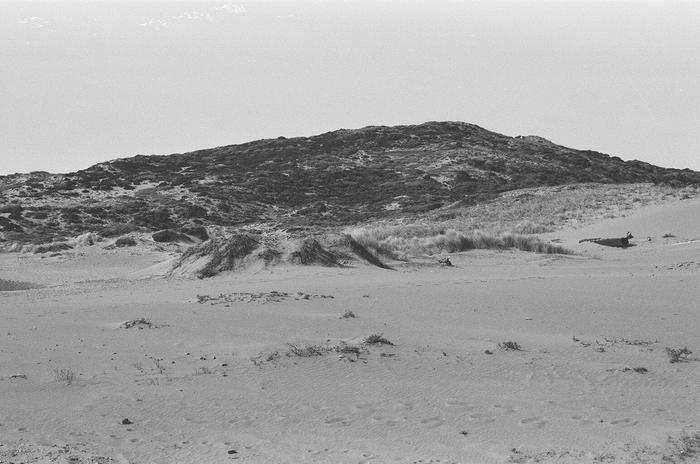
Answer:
101;223;136;237
134;208;175;230
152;229;191;243
115;236;137;247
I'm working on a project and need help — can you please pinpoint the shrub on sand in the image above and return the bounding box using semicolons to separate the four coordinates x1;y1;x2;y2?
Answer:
286;344;328;357
177;233;260;278
363;333;395;346
289;238;342;266
349;227;570;258
666;347;693;363
498;341;523;351
115;236;137;247
53;368;76;385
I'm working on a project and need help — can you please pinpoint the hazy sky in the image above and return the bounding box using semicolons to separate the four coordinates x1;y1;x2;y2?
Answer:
1;1;698;175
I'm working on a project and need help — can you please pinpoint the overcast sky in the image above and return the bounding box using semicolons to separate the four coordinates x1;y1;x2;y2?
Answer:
1;1;698;175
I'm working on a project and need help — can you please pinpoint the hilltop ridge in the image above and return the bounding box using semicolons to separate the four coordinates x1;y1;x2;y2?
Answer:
1;121;699;244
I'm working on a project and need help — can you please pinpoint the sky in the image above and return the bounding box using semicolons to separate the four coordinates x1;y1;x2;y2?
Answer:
1;0;698;175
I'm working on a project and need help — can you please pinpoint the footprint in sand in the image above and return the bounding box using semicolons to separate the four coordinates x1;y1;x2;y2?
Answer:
420;416;444;428
324;417;352;427
570;414;595;425
492;404;517;416
445;399;475;411
520;416;547;428
228;416;255;426
610;418;638;427
357;452;378;464
467;412;496;425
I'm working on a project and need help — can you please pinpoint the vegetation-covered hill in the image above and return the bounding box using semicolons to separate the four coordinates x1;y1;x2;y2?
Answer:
1;121;699;244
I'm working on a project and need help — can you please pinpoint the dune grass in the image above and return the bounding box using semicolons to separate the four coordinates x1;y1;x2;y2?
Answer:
349;227;571;258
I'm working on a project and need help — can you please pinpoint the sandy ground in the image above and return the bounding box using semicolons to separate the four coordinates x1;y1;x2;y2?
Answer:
1;199;699;464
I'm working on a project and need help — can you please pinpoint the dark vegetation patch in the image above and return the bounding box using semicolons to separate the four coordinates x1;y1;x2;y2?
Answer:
289;238;342;267
1;121;698;245
152;229;192;243
114;236;137;247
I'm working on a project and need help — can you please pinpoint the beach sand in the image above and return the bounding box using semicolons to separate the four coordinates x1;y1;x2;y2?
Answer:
1;199;698;463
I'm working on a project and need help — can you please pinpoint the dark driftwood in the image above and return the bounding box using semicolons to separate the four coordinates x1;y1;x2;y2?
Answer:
579;232;634;248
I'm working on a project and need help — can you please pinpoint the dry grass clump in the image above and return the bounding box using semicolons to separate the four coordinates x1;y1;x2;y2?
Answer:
53;368;76;385
498;341;523;351
333;343;363;356
350;227;570;258
286;344;328;357
363;333;395;346
289;238;342;266
114;236;137;247
177;233;260;278
666;347;693;363
120;318;162;329
351;184;698;256
32;242;73;254
664;431;700;462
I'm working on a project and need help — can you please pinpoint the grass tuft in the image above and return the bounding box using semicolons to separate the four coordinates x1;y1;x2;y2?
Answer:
498;341;523;351
53;368;76;385
666;347;693;363
349;227;571;259
363;333;395;346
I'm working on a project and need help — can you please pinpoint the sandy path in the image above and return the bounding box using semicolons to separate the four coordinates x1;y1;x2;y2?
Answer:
0;201;698;463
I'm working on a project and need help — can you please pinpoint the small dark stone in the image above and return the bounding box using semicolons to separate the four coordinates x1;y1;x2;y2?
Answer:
121;418;133;425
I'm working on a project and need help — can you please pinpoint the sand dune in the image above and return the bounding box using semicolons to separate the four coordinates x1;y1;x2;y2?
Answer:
0;200;698;463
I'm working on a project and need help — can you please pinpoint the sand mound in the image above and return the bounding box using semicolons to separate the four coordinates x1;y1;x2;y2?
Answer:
289;238;343;267
170;231;390;278
171;233;261;278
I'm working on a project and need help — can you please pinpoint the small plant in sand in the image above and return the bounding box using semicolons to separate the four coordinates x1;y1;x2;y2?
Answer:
663;431;700;462
363;333;395;346
286;344;328;357
332;342;363;357
120;317;158;329
666;347;693;363
340;310;356;319
498;341;523;351
53;368;76;385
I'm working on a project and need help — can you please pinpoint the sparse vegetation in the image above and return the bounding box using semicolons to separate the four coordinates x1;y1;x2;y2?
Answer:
3;121;697;248
289;238;342;266
53;368;76;385
666;347;693;363
120;318;160;329
286;344;328;357
333;343;363;356
363;333;395;346
175;233;260;278
499;341;523;351
114;236;137;247
663;431;700;462
349;227;571;258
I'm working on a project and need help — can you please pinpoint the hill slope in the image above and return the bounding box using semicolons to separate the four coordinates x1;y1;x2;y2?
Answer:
1;121;699;244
